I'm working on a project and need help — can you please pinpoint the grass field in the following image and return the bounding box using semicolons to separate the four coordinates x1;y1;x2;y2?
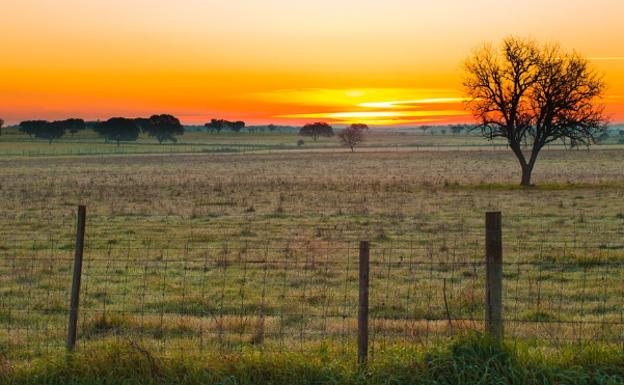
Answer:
0;128;571;156
4;334;624;385
1;132;624;383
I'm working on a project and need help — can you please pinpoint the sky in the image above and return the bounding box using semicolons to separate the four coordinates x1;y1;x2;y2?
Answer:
1;0;624;126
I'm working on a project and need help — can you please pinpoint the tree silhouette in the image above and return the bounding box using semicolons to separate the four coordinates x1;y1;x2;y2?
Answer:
205;119;224;133
94;117;140;146
230;121;245;132
18;120;66;143
139;114;184;143
300;122;334;141
17;119;85;142
338;123;368;152
62;118;86;137
18;120;46;138
42;121;69;143
0;118;4;136
464;37;607;186
205;119;246;133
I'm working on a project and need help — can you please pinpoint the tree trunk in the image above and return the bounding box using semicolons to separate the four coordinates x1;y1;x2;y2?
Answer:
520;144;543;186
520;163;533;186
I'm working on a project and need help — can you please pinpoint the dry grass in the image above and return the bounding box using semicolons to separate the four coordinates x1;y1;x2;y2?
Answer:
1;143;624;360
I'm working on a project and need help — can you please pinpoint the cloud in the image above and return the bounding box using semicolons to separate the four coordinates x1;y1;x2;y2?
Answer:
254;88;469;125
358;97;469;109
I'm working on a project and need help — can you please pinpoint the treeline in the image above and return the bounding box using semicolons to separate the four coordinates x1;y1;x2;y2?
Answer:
10;116;371;151
18;119;86;143
204;119;245;133
186;121;297;133
17;115;184;145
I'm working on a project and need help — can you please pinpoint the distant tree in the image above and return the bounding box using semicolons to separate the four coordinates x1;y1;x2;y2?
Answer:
619;129;624;137
450;125;464;135
300;122;334;141
0;118;4;136
464;37;607;186
18;120;66;142
205;119;224;133
267;124;277;132
204;119;245;133
18;119;83;142
57;118;86;137
230;121;245;133
139;114;184;143
18;120;46;138
596;130;610;144
338;123;368;152
85;120;100;130
40;121;69;143
94;117;140;146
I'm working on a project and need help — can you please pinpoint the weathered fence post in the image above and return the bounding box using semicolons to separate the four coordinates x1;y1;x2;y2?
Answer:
485;211;503;340
67;205;86;351
358;241;370;366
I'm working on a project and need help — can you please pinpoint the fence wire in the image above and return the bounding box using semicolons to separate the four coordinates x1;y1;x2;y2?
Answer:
1;213;624;360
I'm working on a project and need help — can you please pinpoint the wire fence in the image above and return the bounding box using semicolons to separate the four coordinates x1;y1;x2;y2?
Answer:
1;208;624;361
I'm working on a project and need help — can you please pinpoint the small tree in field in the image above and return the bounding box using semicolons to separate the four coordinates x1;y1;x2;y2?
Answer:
300;122;334;141
338;123;368;152
0;118;4;136
463;37;607;186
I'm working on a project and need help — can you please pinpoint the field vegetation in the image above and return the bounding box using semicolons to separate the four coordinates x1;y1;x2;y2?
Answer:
1;131;624;383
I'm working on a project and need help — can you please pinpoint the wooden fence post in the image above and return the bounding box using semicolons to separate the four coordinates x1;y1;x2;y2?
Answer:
485;211;503;340
67;205;86;351
358;241;370;366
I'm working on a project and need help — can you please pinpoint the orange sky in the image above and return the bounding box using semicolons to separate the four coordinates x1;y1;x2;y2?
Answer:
1;0;624;126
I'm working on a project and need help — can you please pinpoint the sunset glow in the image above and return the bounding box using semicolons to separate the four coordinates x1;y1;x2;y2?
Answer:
1;0;624;126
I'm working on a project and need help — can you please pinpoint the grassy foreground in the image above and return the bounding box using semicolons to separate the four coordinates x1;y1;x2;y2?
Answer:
2;335;624;385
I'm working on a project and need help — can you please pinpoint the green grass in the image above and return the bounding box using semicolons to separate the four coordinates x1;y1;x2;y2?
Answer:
3;334;624;385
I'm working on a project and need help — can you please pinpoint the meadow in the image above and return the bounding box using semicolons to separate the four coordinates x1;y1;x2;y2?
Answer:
1;131;624;384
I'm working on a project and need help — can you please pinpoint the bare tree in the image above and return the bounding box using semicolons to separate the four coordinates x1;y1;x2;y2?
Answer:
463;37;607;186
338;123;368;152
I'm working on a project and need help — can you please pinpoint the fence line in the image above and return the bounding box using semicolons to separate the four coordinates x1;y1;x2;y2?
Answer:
1;206;624;362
